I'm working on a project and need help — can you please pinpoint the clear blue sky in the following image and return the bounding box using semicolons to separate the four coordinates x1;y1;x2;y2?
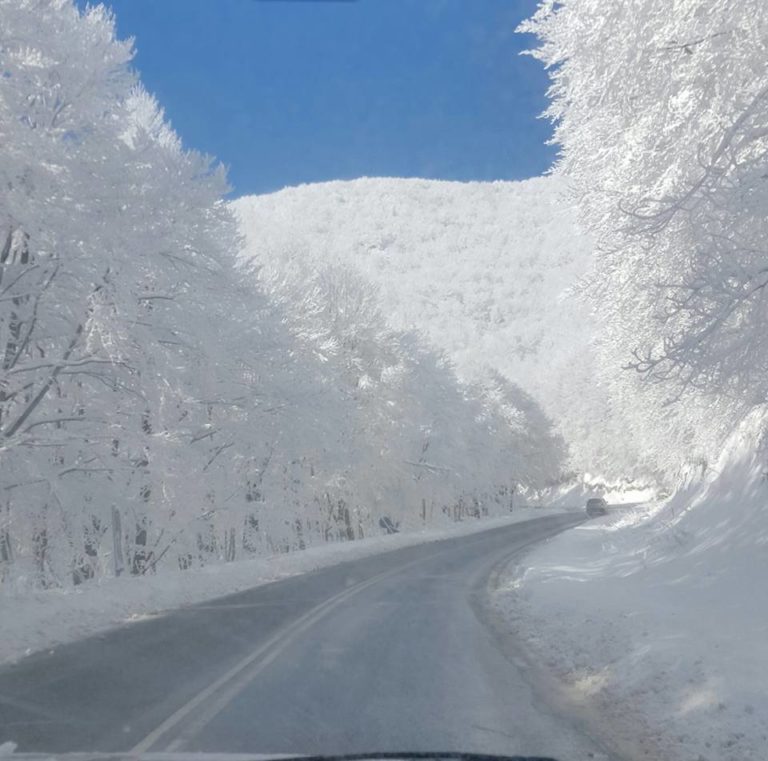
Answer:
97;0;554;197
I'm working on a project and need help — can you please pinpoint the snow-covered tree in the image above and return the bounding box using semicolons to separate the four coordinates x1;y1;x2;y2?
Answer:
521;0;768;474
0;0;251;585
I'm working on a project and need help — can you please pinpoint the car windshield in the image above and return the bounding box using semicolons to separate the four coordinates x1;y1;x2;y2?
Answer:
1;2;765;761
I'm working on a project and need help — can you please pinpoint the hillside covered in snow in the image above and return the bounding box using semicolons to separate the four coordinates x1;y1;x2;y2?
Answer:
234;176;639;479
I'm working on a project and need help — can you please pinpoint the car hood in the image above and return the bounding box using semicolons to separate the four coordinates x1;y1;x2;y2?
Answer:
1;752;559;761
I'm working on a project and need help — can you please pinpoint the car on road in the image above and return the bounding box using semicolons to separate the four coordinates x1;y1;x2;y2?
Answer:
585;497;608;517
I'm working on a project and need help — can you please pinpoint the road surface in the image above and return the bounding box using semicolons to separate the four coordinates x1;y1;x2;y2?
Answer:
0;514;609;760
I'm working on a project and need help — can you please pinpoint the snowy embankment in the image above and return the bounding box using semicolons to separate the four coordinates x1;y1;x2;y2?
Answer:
492;411;768;761
0;509;569;667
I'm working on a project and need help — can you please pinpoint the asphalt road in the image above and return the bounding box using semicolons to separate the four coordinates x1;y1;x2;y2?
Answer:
0;514;608;760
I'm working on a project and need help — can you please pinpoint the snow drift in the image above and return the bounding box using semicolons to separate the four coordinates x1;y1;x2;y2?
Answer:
494;411;768;761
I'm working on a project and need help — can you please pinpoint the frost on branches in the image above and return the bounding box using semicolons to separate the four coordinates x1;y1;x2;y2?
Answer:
0;0;566;591
522;0;768;475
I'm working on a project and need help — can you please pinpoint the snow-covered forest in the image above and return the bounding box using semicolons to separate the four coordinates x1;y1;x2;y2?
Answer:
3;0;768;755
3;0;767;602
0;0;566;591
234;177;630;481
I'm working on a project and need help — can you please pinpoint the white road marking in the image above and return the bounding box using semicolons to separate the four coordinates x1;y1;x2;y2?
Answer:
130;553;437;753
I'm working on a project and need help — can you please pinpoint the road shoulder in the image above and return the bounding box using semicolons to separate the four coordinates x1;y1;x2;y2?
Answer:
488;500;768;761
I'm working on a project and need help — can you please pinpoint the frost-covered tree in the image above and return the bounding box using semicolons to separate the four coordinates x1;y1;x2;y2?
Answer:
248;256;567;516
0;0;252;584
521;0;768;474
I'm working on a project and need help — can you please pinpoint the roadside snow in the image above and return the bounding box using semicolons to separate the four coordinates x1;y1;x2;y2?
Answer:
0;509;567;667
492;411;768;761
546;479;656;508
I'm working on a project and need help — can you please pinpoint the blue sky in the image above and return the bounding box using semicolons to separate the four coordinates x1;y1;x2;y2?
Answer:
99;0;554;197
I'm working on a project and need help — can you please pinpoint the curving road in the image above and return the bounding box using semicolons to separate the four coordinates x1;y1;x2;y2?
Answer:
0;514;608;761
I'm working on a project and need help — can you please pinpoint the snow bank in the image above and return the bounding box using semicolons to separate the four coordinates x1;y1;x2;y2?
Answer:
0;509;567;667
545;478;656;509
492;411;768;761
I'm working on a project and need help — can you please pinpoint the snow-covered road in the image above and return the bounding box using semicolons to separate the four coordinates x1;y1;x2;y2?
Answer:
0;515;609;761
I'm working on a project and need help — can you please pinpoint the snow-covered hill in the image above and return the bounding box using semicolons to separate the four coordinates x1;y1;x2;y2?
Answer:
234;176;629;475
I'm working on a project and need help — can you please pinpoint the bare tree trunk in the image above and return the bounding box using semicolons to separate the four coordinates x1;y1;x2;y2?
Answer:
0;501;13;584
111;505;124;577
32;505;50;588
131;519;150;575
341;500;354;541
225;527;236;562
0;229;30;430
